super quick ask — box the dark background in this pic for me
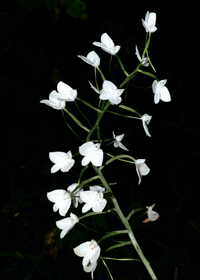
[1,0,199,279]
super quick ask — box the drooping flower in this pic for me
[40,91,66,110]
[141,114,152,137]
[100,80,124,105]
[67,183,83,208]
[47,189,71,216]
[143,203,159,223]
[93,33,121,55]
[142,11,157,33]
[135,159,150,184]
[56,212,79,238]
[135,45,149,67]
[112,131,129,151]
[49,151,75,173]
[79,142,103,167]
[80,186,107,213]
[152,80,171,104]
[74,239,100,279]
[51,81,77,101]
[78,51,100,68]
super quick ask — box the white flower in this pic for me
[143,203,159,223]
[56,212,79,238]
[135,45,149,67]
[40,91,66,110]
[100,80,124,105]
[135,159,150,184]
[79,142,103,167]
[141,114,152,137]
[47,189,71,216]
[67,183,83,208]
[80,186,107,213]
[78,51,100,68]
[142,11,157,33]
[113,131,129,151]
[49,151,75,173]
[51,81,77,101]
[74,239,100,279]
[93,33,121,55]
[152,80,171,104]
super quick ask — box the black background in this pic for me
[1,0,199,279]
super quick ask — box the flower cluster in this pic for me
[40,11,166,280]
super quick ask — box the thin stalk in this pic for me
[93,166,157,280]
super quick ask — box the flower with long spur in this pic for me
[135,45,149,67]
[79,142,103,167]
[47,189,72,217]
[74,239,100,279]
[40,91,66,110]
[142,11,157,33]
[113,131,129,151]
[93,32,121,55]
[80,186,107,213]
[143,203,159,223]
[51,81,77,101]
[100,80,124,105]
[78,51,100,68]
[56,212,79,238]
[141,114,152,137]
[135,159,150,184]
[49,151,75,173]
[152,79,171,104]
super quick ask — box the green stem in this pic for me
[93,166,157,280]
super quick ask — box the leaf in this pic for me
[62,0,87,19]
[105,241,132,253]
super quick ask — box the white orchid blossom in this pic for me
[79,142,103,167]
[113,131,129,151]
[47,189,71,216]
[100,80,124,105]
[141,114,152,137]
[78,51,100,68]
[152,79,171,104]
[49,151,75,173]
[40,91,66,110]
[135,159,150,184]
[93,33,121,55]
[135,45,149,66]
[142,11,157,33]
[74,239,100,279]
[80,186,107,213]
[143,203,159,223]
[67,183,83,208]
[56,212,79,238]
[51,81,77,101]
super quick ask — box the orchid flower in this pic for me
[47,189,71,216]
[51,81,77,101]
[142,11,157,33]
[78,51,100,68]
[67,183,83,208]
[113,131,129,151]
[135,159,150,184]
[80,186,107,213]
[74,239,100,279]
[100,80,124,105]
[135,45,149,67]
[143,203,159,223]
[93,33,121,55]
[79,142,103,167]
[40,91,66,110]
[56,212,79,238]
[49,151,75,173]
[152,79,171,104]
[141,114,152,137]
